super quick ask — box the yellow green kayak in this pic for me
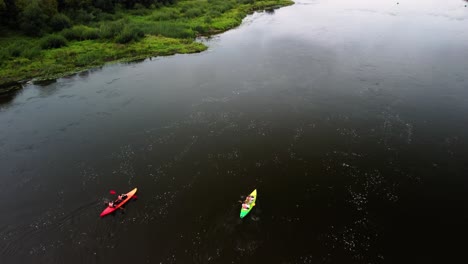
[240,189,257,218]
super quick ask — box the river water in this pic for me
[1,0,468,263]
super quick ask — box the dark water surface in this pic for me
[1,0,468,263]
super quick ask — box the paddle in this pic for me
[108,190,137,200]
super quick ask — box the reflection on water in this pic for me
[1,0,468,263]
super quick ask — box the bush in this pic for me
[99,20,125,39]
[0,49,9,64]
[50,13,71,32]
[7,44,24,58]
[204,16,212,24]
[129,8,152,16]
[208,10,222,18]
[62,26,100,41]
[0,42,28,64]
[115,26,144,44]
[97,12,124,21]
[20,0,49,37]
[180,3,195,13]
[0,40,41,60]
[21,46,42,59]
[213,2,234,13]
[61,28,79,40]
[193,24,208,34]
[151,9,179,21]
[75,51,102,67]
[82,28,100,40]
[141,22,195,39]
[73,9,96,24]
[184,7,204,18]
[129,4,152,16]
[94,0,115,13]
[40,34,68,49]
[5,40,30,58]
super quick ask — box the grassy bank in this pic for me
[0,0,293,89]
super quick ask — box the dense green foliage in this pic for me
[0,0,293,86]
[115,25,144,43]
[40,34,68,49]
[62,25,100,40]
[50,13,72,31]
[0,0,178,31]
[19,0,49,36]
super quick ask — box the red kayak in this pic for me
[100,188,137,217]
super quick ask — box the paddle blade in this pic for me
[109,190,116,195]
[132,195,138,199]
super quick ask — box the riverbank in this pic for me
[0,0,293,92]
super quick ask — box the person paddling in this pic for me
[114,194,128,204]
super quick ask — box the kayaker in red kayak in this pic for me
[101,188,137,217]
[114,194,128,205]
[117,194,128,201]
[105,193,127,208]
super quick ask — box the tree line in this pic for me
[0,0,177,36]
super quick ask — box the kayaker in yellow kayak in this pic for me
[240,189,257,218]
[241,195,255,209]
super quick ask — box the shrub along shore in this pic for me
[0,0,293,90]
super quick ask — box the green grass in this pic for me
[0,36,208,83]
[0,0,294,86]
